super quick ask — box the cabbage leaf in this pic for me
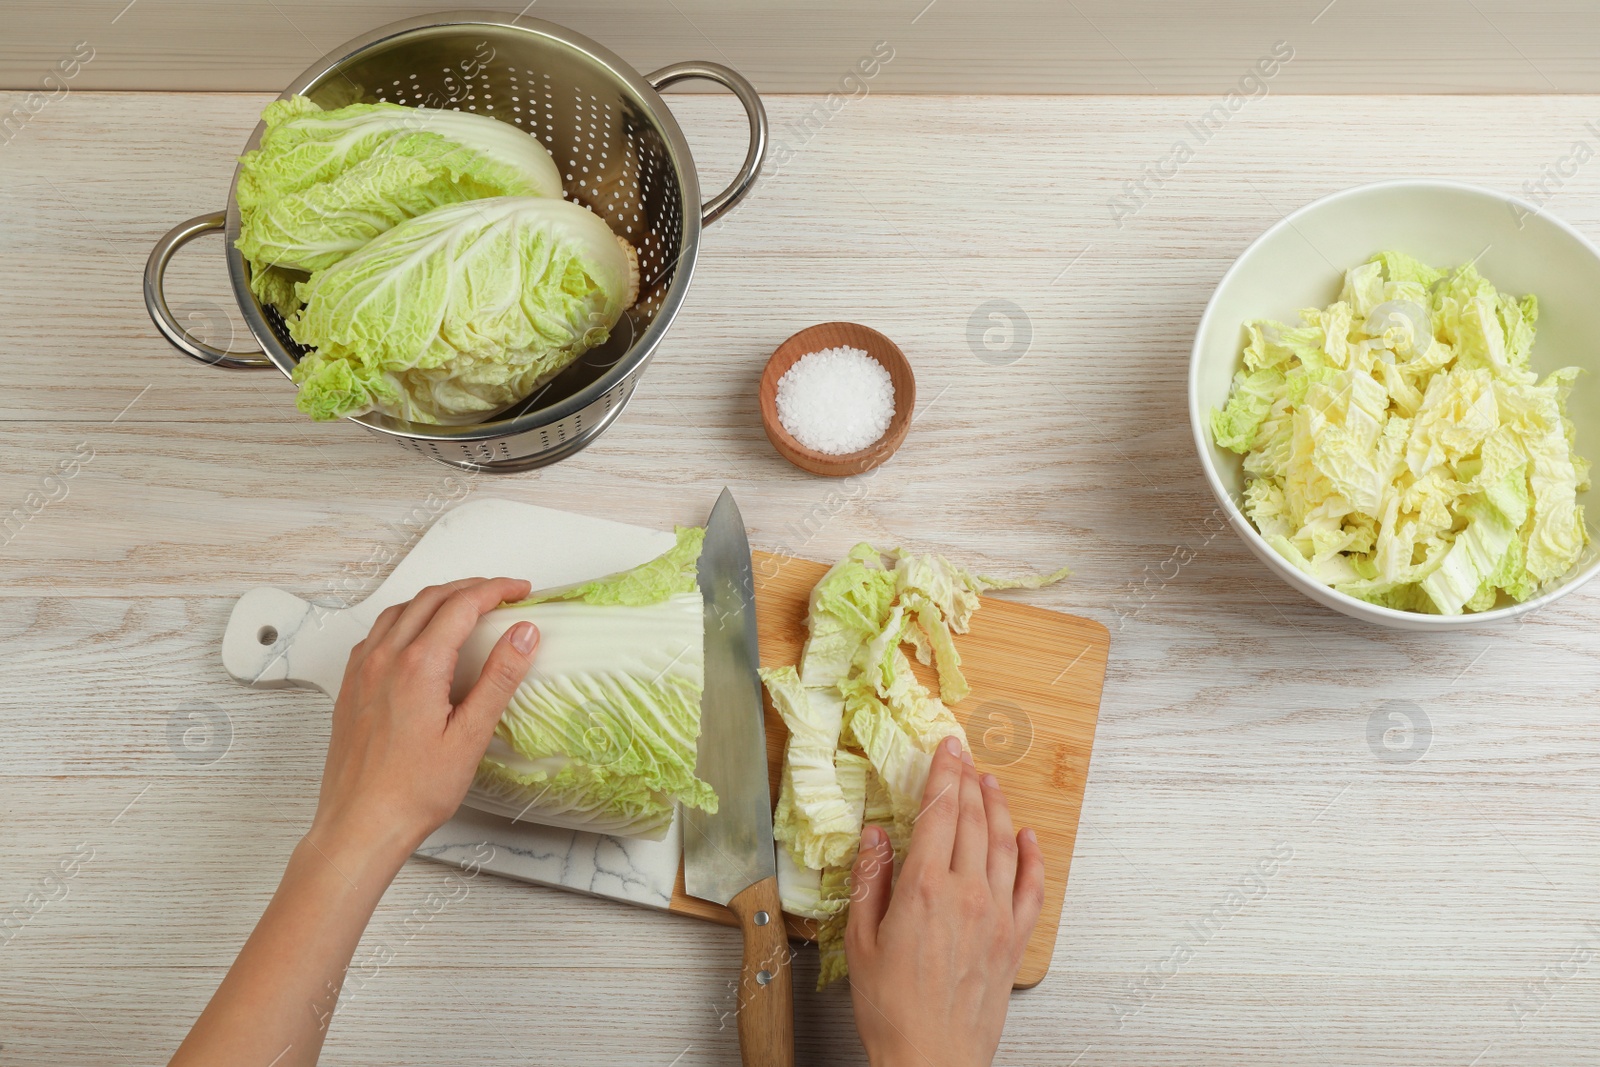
[764,666,865,870]
[288,196,639,424]
[764,543,1066,988]
[506,527,704,608]
[450,528,713,840]
[236,96,563,314]
[798,545,897,688]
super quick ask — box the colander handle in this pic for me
[143,211,273,370]
[646,62,767,226]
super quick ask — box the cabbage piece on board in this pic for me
[764,666,865,870]
[889,550,1068,703]
[776,851,854,987]
[841,645,965,755]
[288,196,639,424]
[814,875,855,989]
[236,96,564,314]
[449,527,713,840]
[798,545,897,688]
[768,542,1065,989]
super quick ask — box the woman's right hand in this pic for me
[844,735,1045,1067]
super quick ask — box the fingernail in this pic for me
[961,749,975,767]
[510,622,538,654]
[943,736,962,757]
[861,824,883,850]
[981,773,998,789]
[1020,828,1037,844]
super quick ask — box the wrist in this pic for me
[303,811,415,890]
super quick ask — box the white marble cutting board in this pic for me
[220,498,687,911]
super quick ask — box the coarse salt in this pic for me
[776,346,895,455]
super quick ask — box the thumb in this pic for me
[453,621,539,747]
[846,824,895,954]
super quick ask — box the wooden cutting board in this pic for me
[221,500,1107,989]
[670,553,1109,990]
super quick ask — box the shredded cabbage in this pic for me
[763,666,864,870]
[1212,251,1590,614]
[450,528,714,840]
[766,544,1067,987]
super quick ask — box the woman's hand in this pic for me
[845,735,1046,1067]
[309,576,540,872]
[172,576,538,1067]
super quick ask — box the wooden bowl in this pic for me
[759,322,915,477]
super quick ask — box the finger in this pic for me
[335,641,364,706]
[1011,828,1046,960]
[416,577,533,658]
[340,600,407,703]
[845,824,894,956]
[901,736,964,882]
[363,601,407,647]
[381,578,497,650]
[950,751,987,876]
[452,621,540,745]
[981,772,1018,902]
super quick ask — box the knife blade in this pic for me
[686,487,793,1067]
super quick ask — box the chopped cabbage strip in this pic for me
[765,666,865,869]
[798,545,896,688]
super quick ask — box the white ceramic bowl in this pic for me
[1189,179,1600,630]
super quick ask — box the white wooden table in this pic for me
[3,90,1600,1066]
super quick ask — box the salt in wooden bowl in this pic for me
[759,322,915,477]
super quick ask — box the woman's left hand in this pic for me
[172,576,540,1067]
[309,576,541,870]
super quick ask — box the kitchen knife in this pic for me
[686,488,794,1066]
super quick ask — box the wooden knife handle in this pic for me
[727,875,794,1067]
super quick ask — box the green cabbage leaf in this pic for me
[288,195,639,424]
[765,666,865,870]
[506,527,705,608]
[236,96,563,314]
[450,528,712,840]
[798,545,898,688]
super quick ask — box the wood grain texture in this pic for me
[726,876,795,1067]
[4,0,1600,93]
[6,92,1600,1066]
[666,553,1108,990]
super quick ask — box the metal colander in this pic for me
[143,11,765,472]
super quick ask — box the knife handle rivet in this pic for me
[754,910,770,926]
[756,969,773,986]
